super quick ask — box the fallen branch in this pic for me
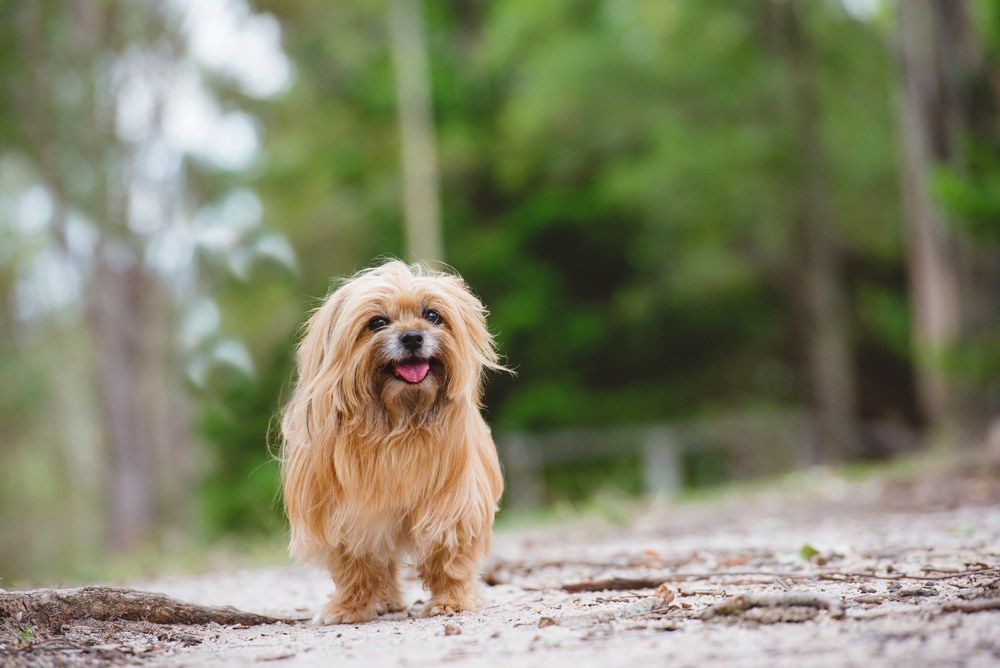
[0,587,285,629]
[940,598,1000,614]
[562,577,669,593]
[542,566,998,592]
[699,591,844,620]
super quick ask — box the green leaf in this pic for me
[798,544,820,561]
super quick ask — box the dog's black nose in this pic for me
[400,331,423,351]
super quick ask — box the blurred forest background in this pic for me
[0,0,997,582]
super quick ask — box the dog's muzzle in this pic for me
[400,330,423,352]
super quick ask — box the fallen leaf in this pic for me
[443,623,461,636]
[655,584,675,604]
[717,554,750,567]
[538,616,556,628]
[642,548,664,567]
[798,544,819,561]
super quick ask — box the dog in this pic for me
[280,260,505,624]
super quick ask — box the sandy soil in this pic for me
[5,464,1000,666]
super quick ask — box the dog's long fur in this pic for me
[281,260,505,623]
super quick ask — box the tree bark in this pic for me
[389,0,445,264]
[86,256,173,551]
[895,0,997,437]
[781,3,859,462]
[896,0,963,430]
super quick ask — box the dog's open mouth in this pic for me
[391,358,431,384]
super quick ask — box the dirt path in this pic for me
[5,466,1000,666]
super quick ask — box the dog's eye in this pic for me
[367,316,390,332]
[423,309,443,325]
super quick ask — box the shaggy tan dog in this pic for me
[280,260,505,624]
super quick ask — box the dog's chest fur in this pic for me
[327,423,473,556]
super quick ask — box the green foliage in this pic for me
[542,453,643,506]
[940,333,1000,392]
[934,156,1000,243]
[682,447,734,489]
[189,0,938,532]
[198,343,293,535]
[14,625,35,649]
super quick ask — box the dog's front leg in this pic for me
[314,549,403,624]
[416,541,482,616]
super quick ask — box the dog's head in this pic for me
[289,260,501,431]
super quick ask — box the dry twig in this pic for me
[940,598,1000,614]
[699,591,844,620]
[562,577,670,593]
[545,597,670,629]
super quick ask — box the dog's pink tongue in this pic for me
[394,360,430,383]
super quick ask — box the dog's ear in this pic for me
[280,283,351,557]
[288,284,352,441]
[441,275,505,402]
[296,294,340,384]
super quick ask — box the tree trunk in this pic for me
[86,256,172,551]
[781,3,859,462]
[895,0,997,437]
[148,288,194,533]
[389,0,444,264]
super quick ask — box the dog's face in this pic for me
[293,261,499,429]
[360,289,453,415]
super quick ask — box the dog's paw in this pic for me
[373,597,407,615]
[312,601,377,625]
[422,598,474,617]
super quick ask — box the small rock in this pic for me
[443,623,461,636]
